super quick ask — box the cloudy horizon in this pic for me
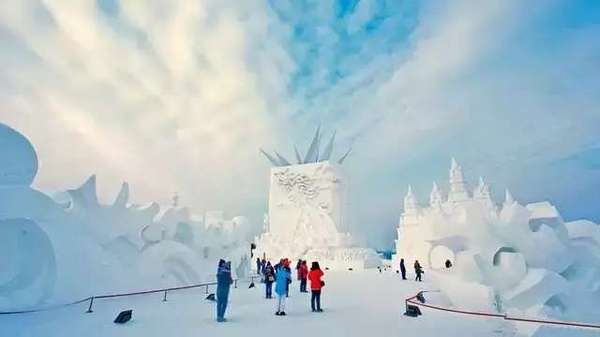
[1,0,599,249]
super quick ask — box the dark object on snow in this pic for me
[114,310,132,324]
[445,259,453,268]
[249,282,255,289]
[404,304,422,317]
[206,293,216,301]
[416,292,426,304]
[348,268,353,271]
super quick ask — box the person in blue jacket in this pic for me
[275,258,291,316]
[216,259,233,322]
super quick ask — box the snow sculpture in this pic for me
[0,123,38,186]
[0,122,253,310]
[256,127,380,270]
[395,159,600,334]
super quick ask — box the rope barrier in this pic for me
[0,275,259,316]
[405,291,600,330]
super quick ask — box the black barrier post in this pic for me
[162,290,168,302]
[234,280,238,288]
[86,297,94,313]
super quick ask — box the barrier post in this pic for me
[162,290,168,302]
[86,297,94,313]
[205,285,209,294]
[234,280,238,288]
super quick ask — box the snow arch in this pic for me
[492,247,517,266]
[429,245,455,269]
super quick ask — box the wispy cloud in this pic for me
[1,0,599,247]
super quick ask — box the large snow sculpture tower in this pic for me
[256,127,380,270]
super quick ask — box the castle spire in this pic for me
[430,182,443,208]
[504,188,515,205]
[448,158,469,202]
[404,185,418,212]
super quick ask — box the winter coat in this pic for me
[298,264,309,279]
[216,263,233,299]
[264,265,275,283]
[308,269,324,291]
[275,268,291,296]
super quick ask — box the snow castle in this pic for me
[255,127,380,270]
[395,159,600,331]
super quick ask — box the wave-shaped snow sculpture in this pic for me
[0,218,56,308]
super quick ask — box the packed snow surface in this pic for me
[2,270,597,337]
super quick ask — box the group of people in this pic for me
[258,257,324,316]
[398,258,424,282]
[215,257,325,322]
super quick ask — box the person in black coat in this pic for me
[414,260,424,282]
[399,258,407,280]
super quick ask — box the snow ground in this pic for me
[1,270,594,337]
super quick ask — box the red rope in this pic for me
[0,277,254,315]
[406,292,600,330]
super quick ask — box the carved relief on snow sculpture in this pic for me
[256,127,380,269]
[395,159,600,334]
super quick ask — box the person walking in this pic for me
[308,261,324,312]
[400,258,407,280]
[275,259,291,316]
[264,261,275,299]
[216,260,233,322]
[298,260,309,292]
[414,260,424,282]
[256,257,262,275]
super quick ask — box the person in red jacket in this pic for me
[308,261,324,312]
[298,260,309,293]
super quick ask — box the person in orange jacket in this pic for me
[298,260,309,293]
[308,261,324,312]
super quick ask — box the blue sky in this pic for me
[1,0,599,248]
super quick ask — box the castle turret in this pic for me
[430,182,443,209]
[504,188,515,206]
[401,185,420,226]
[474,177,495,210]
[448,158,470,202]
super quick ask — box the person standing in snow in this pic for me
[216,260,233,322]
[414,260,424,282]
[261,258,267,275]
[264,261,275,299]
[275,259,291,316]
[298,260,309,292]
[296,259,302,276]
[308,261,324,312]
[400,258,407,280]
[256,257,262,275]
